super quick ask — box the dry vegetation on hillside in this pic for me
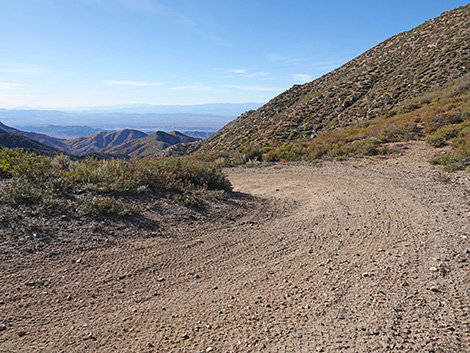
[199,5,470,162]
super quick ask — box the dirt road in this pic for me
[1,142,469,352]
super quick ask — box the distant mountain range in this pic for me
[14,124,214,140]
[0,121,201,158]
[65,129,148,154]
[101,131,199,158]
[0,103,262,131]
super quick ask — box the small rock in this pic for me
[193,274,200,279]
[0,324,6,331]
[296,333,303,338]
[206,347,213,352]
[212,286,218,290]
[76,258,82,264]
[361,272,370,278]
[369,329,379,335]
[430,286,441,293]
[357,325,366,331]
[157,277,165,282]
[429,266,439,272]
[25,281,35,287]
[182,333,189,340]
[148,342,155,348]
[379,340,388,349]
[67,295,72,301]
[316,347,324,352]
[18,331,27,337]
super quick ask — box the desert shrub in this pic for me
[78,195,140,217]
[1,179,43,205]
[444,72,470,98]
[240,147,263,163]
[264,143,307,162]
[356,138,383,156]
[64,156,232,193]
[153,157,232,192]
[426,135,446,147]
[327,148,349,160]
[1,179,70,215]
[429,144,470,171]
[172,193,202,208]
[0,148,52,181]
[422,110,464,134]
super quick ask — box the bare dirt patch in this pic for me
[1,141,470,352]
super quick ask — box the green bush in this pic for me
[426,135,446,147]
[153,157,232,192]
[0,148,51,180]
[429,146,470,170]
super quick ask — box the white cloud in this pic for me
[0,82,30,89]
[229,68,247,75]
[170,83,212,90]
[105,80,162,87]
[0,63,47,75]
[228,85,283,92]
[291,74,313,83]
[226,68,269,78]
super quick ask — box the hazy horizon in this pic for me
[0,102,263,131]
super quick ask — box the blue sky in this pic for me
[0,0,468,109]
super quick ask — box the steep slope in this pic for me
[0,128,62,156]
[64,129,148,154]
[202,4,470,151]
[0,121,67,150]
[101,130,199,157]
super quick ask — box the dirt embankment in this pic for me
[1,141,469,352]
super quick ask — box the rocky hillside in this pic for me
[101,130,200,158]
[63,129,147,154]
[0,128,62,156]
[202,4,470,151]
[0,121,67,151]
